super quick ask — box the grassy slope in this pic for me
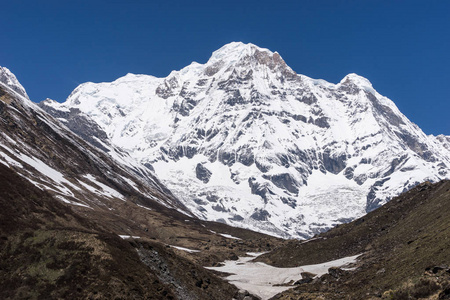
[260,180,450,299]
[0,164,242,299]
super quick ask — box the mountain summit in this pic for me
[41,42,450,238]
[0,66,29,99]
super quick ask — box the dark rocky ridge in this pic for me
[39,100,111,153]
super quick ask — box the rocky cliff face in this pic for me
[41,42,450,238]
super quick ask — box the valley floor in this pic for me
[206,252,360,300]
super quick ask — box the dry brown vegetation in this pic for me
[262,181,450,299]
[0,162,282,299]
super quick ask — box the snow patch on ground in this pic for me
[1,132,18,145]
[170,245,201,253]
[54,195,92,209]
[137,204,152,211]
[219,233,242,240]
[119,235,141,239]
[17,153,81,196]
[82,174,125,200]
[0,151,23,168]
[120,175,140,190]
[206,252,360,300]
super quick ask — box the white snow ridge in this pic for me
[43,42,450,238]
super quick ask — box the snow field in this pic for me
[206,252,361,300]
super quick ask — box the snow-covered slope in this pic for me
[0,66,29,99]
[42,42,450,238]
[432,134,450,152]
[0,66,187,215]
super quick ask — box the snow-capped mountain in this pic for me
[42,42,450,238]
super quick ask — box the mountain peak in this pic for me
[41,98,56,104]
[0,66,29,99]
[340,73,373,88]
[205,42,293,77]
[210,42,272,60]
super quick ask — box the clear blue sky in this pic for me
[1,0,449,135]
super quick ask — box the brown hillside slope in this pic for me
[0,164,242,299]
[259,180,450,299]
